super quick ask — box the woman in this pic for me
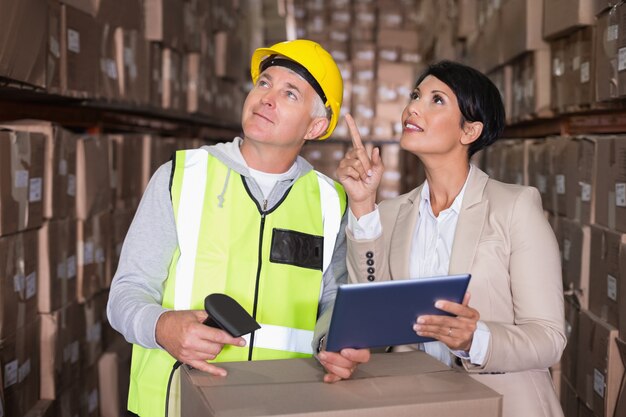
[336,61,566,417]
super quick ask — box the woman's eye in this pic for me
[409,91,419,100]
[433,94,444,104]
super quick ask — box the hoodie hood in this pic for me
[202,137,315,210]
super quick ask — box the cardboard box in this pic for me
[595,8,619,102]
[300,142,347,182]
[560,375,579,417]
[551,137,599,224]
[501,0,547,63]
[510,49,552,121]
[0,318,40,417]
[0,121,77,220]
[551,38,569,112]
[40,302,83,399]
[619,245,626,338]
[108,209,135,288]
[38,218,77,313]
[544,0,595,40]
[568,27,594,109]
[0,0,47,88]
[144,0,184,49]
[108,135,145,210]
[0,230,39,342]
[562,294,581,385]
[61,4,101,98]
[98,339,132,417]
[80,365,100,417]
[595,135,626,232]
[57,381,81,417]
[589,225,625,329]
[77,212,110,303]
[618,2,626,98]
[559,217,590,305]
[76,135,111,220]
[527,139,553,212]
[82,298,104,369]
[181,351,502,417]
[576,310,625,417]
[0,130,45,236]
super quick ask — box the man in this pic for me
[107,39,370,417]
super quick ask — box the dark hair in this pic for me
[414,60,505,158]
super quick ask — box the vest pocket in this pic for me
[270,228,323,270]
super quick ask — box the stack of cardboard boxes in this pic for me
[483,133,626,417]
[0,121,213,417]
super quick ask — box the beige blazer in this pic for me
[347,167,566,417]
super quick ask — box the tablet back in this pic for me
[325,274,471,352]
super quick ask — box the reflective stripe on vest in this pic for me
[128,150,346,417]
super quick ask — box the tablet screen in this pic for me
[325,274,471,352]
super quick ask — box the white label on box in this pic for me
[608,275,618,301]
[555,175,566,195]
[67,174,76,196]
[356,50,375,61]
[87,322,102,343]
[572,56,581,71]
[95,247,105,264]
[15,170,28,188]
[581,62,590,83]
[67,255,76,279]
[380,50,398,62]
[4,360,18,388]
[57,260,67,280]
[516,173,523,185]
[619,48,626,72]
[124,47,133,65]
[29,177,42,202]
[563,239,571,262]
[608,25,619,42]
[84,242,94,265]
[13,274,25,292]
[537,175,547,194]
[18,359,30,383]
[594,368,605,397]
[59,158,67,176]
[106,59,118,80]
[25,272,36,299]
[68,29,80,53]
[88,389,99,413]
[616,183,626,206]
[580,182,591,202]
[50,36,60,58]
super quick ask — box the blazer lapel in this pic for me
[389,187,422,279]
[449,168,489,275]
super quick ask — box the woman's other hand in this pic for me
[413,292,479,352]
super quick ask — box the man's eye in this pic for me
[286,91,297,100]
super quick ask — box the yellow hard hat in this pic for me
[250,39,343,140]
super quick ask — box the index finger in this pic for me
[344,113,364,150]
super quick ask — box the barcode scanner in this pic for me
[203,293,261,337]
[165,294,260,417]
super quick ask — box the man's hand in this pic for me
[156,310,246,376]
[336,114,384,219]
[317,348,371,383]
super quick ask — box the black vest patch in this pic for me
[270,228,324,271]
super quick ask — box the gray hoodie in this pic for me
[107,137,347,350]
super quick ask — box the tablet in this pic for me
[324,274,471,352]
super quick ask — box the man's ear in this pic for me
[304,117,330,141]
[460,121,483,145]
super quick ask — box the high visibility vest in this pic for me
[128,149,346,417]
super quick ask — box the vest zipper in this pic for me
[249,204,267,361]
